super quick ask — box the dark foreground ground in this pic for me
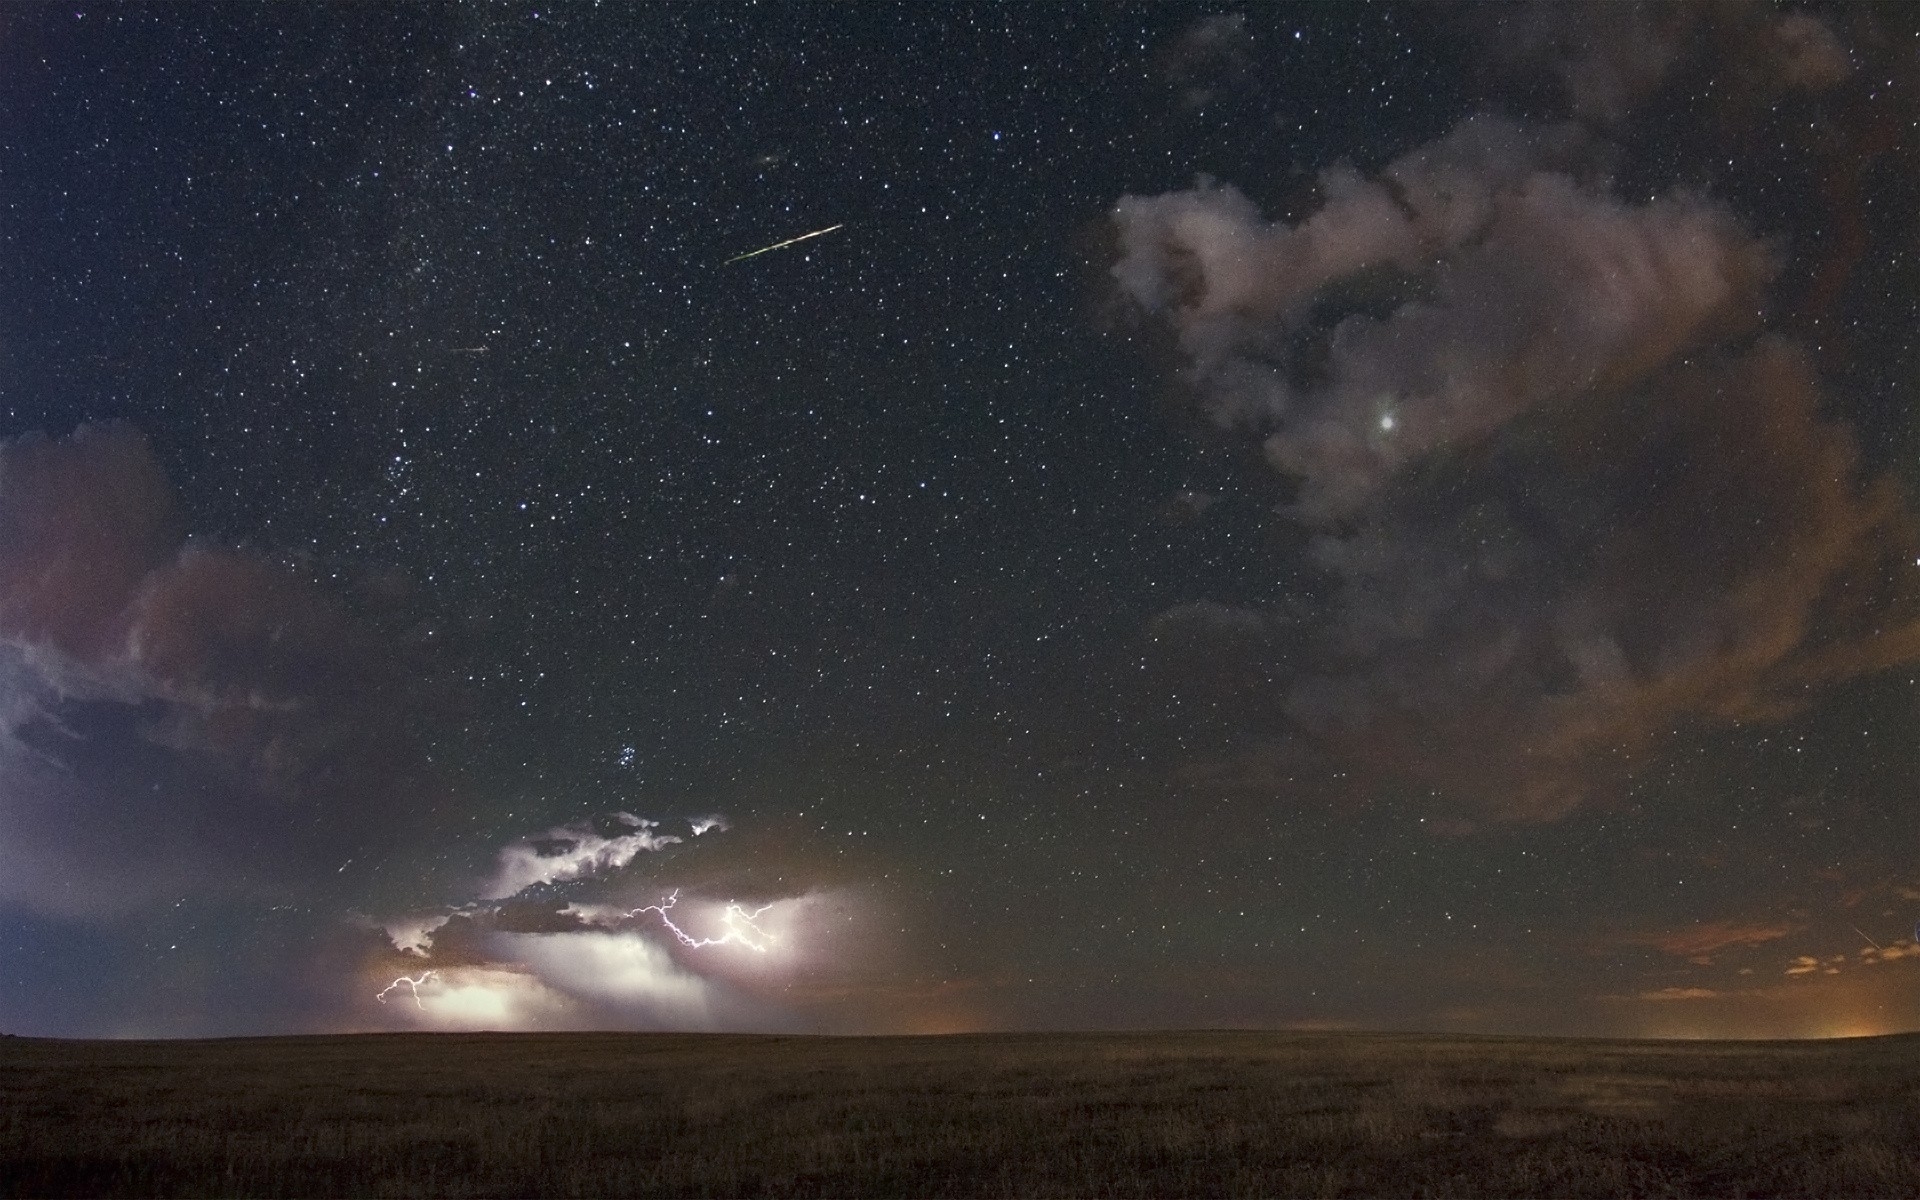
[4,1029,1920,1197]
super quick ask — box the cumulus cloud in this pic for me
[1113,114,1768,520]
[1113,112,1920,821]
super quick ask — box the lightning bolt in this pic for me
[377,970,438,1009]
[631,890,777,952]
[723,223,844,265]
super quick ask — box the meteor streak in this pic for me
[377,970,438,1009]
[1854,925,1882,952]
[632,890,776,952]
[723,223,844,265]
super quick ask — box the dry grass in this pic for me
[5,1029,1920,1196]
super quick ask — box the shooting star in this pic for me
[724,223,844,265]
[1853,926,1883,952]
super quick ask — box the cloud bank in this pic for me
[0,423,444,916]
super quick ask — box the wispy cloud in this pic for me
[1617,921,1797,963]
[1638,986,1720,1002]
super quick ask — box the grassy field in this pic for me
[4,1029,1920,1196]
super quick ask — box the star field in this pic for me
[3,3,1920,1038]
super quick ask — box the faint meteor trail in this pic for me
[632,890,776,951]
[724,223,844,265]
[377,970,438,1009]
[1853,925,1882,952]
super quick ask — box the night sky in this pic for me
[4,2,1919,1040]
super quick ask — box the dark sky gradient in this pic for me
[3,2,1919,1039]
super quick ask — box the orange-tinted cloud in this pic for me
[1619,920,1796,960]
[1115,108,1920,823]
[1639,986,1720,1001]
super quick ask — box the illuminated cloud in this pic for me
[380,965,577,1031]
[556,901,631,928]
[481,813,683,900]
[379,912,453,957]
[493,931,713,1025]
[562,890,811,960]
[359,813,857,1032]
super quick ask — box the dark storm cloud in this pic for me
[0,424,443,916]
[352,809,880,1034]
[0,423,182,663]
[1112,112,1920,822]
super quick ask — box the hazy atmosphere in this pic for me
[3,2,1919,1040]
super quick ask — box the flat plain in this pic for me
[4,1029,1919,1197]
